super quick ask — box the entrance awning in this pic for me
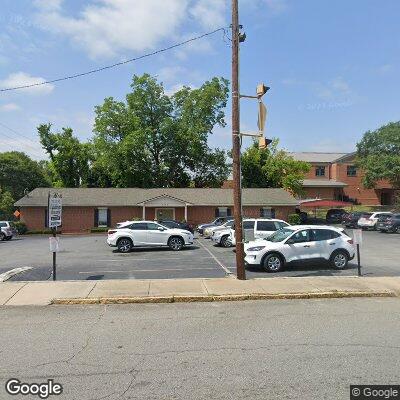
[299,199,353,208]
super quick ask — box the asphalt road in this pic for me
[1,298,399,399]
[0,229,399,281]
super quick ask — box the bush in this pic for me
[90,227,109,233]
[288,214,301,225]
[13,221,28,234]
[26,229,57,235]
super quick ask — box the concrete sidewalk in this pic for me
[1,276,400,306]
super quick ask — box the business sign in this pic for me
[353,229,363,245]
[48,193,62,228]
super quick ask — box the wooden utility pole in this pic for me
[231,0,246,280]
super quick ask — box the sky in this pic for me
[0,0,399,160]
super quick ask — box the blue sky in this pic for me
[0,0,399,160]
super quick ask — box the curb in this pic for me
[52,290,395,305]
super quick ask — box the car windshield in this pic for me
[265,228,294,242]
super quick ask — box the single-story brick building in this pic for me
[15,188,298,233]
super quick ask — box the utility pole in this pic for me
[231,0,246,280]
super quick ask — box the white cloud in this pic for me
[190,0,227,30]
[0,72,54,95]
[378,64,393,75]
[316,77,352,100]
[0,137,45,160]
[34,0,191,59]
[0,103,20,112]
[264,0,288,14]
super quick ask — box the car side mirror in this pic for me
[286,239,294,245]
[158,227,165,231]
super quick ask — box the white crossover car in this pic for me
[107,221,194,252]
[204,220,235,239]
[357,212,392,230]
[230,218,290,245]
[244,225,355,272]
[211,227,233,247]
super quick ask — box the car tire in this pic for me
[262,253,284,273]
[0,232,5,241]
[220,235,231,248]
[396,226,400,234]
[5,236,12,241]
[117,238,133,253]
[330,250,348,270]
[168,236,184,251]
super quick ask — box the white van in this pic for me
[229,218,290,245]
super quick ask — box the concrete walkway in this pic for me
[1,276,400,306]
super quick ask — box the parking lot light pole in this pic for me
[231,0,246,280]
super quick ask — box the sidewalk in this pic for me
[1,276,400,306]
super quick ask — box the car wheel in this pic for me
[168,237,184,251]
[262,253,283,273]
[5,236,12,241]
[220,235,231,248]
[330,250,348,270]
[0,232,5,241]
[396,226,400,234]
[117,238,133,253]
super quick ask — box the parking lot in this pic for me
[0,229,399,281]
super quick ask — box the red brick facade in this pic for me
[20,205,295,233]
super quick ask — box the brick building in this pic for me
[290,152,397,205]
[15,188,298,233]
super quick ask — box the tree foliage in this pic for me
[0,189,14,219]
[356,121,400,188]
[0,151,50,200]
[241,140,311,195]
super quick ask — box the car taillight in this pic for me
[108,230,117,235]
[347,238,353,245]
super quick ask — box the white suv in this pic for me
[0,221,17,241]
[107,221,194,252]
[244,225,355,272]
[230,218,290,245]
[358,212,392,230]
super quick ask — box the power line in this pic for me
[0,27,227,93]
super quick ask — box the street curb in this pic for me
[52,290,396,305]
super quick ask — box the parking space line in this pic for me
[197,239,233,276]
[78,267,219,274]
[95,256,214,262]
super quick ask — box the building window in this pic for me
[315,166,325,177]
[347,165,357,177]
[215,207,231,217]
[260,207,276,218]
[97,208,109,227]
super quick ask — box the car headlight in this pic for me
[246,246,265,252]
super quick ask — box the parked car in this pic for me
[210,224,234,247]
[204,219,235,238]
[230,218,290,245]
[158,219,194,234]
[0,221,17,241]
[377,214,400,233]
[244,225,355,272]
[326,208,348,224]
[342,212,364,228]
[197,217,233,235]
[358,212,392,230]
[107,221,194,252]
[376,214,395,232]
[116,220,134,228]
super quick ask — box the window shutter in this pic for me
[94,209,99,227]
[271,208,276,218]
[107,209,111,227]
[260,208,263,217]
[227,208,232,217]
[215,208,219,217]
[44,209,48,228]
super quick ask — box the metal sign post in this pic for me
[48,193,62,281]
[353,229,363,276]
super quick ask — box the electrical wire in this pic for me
[0,27,227,93]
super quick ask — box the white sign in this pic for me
[48,193,62,228]
[353,229,363,245]
[49,236,60,252]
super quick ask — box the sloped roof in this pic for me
[15,187,298,207]
[302,179,347,187]
[289,152,349,163]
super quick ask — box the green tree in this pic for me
[356,121,400,188]
[241,140,311,195]
[93,74,229,188]
[0,189,14,219]
[0,151,50,200]
[38,124,91,187]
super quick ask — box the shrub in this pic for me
[90,227,109,233]
[13,221,28,234]
[288,214,301,225]
[26,229,56,235]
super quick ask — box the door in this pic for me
[310,229,341,260]
[156,208,175,221]
[283,229,317,263]
[146,222,168,245]
[129,223,148,245]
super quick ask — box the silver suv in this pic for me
[0,221,17,241]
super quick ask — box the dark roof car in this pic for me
[342,212,368,228]
[158,219,194,233]
[377,214,400,233]
[326,208,348,224]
